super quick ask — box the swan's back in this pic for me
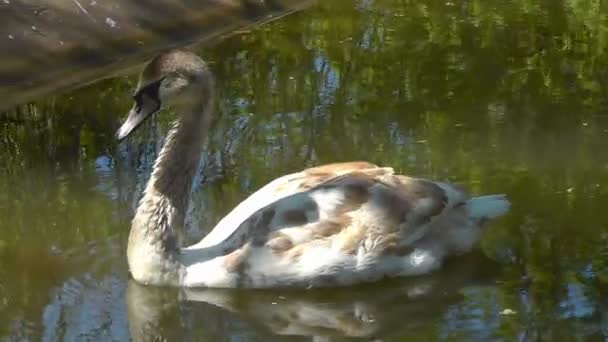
[194,162,382,248]
[182,162,509,288]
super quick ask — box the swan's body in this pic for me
[117,50,510,288]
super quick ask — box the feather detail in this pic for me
[181,162,509,288]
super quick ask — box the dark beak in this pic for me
[115,93,161,141]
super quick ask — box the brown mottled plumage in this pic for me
[117,50,511,288]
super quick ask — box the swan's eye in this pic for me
[132,77,166,111]
[132,93,143,112]
[142,77,164,99]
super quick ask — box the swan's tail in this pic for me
[466,194,510,222]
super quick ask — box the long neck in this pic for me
[127,99,212,285]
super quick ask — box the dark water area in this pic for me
[2,0,608,340]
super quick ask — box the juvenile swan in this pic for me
[116,50,510,288]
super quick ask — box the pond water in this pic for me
[2,0,608,340]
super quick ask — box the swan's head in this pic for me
[116,50,215,141]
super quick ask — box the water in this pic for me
[2,0,608,340]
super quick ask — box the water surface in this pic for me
[2,0,608,340]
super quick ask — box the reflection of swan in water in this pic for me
[126,254,500,341]
[116,49,510,288]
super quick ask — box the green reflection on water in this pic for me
[2,0,608,340]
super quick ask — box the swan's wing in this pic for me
[194,162,469,260]
[194,161,383,248]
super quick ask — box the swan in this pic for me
[116,49,510,288]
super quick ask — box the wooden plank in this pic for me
[0,0,312,110]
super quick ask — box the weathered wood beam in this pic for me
[0,0,312,110]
